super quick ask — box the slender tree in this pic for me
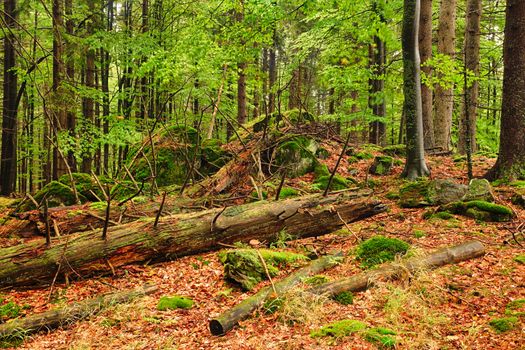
[401,0,430,179]
[419,0,434,150]
[486,0,525,180]
[1,0,18,194]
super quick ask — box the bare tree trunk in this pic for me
[458,0,482,154]
[433,0,457,152]
[419,0,434,150]
[268,30,277,114]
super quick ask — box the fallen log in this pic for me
[209,253,342,336]
[0,191,386,288]
[0,284,157,342]
[307,240,485,297]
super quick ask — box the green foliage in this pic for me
[363,327,397,348]
[382,145,406,157]
[514,255,525,265]
[488,317,518,333]
[0,299,21,321]
[356,236,410,268]
[310,319,367,338]
[333,291,354,305]
[157,296,194,311]
[278,187,299,199]
[369,156,394,175]
[313,162,330,178]
[355,151,374,160]
[263,297,285,314]
[413,230,426,238]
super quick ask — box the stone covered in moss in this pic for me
[355,151,374,160]
[399,179,467,208]
[356,235,410,268]
[200,138,231,175]
[310,319,367,338]
[422,210,454,220]
[219,249,308,290]
[157,295,193,310]
[369,156,394,176]
[31,181,87,209]
[316,147,330,160]
[314,162,330,178]
[510,188,525,209]
[333,291,354,305]
[274,136,319,178]
[278,187,299,199]
[462,179,495,202]
[489,317,518,333]
[440,200,514,222]
[382,144,406,157]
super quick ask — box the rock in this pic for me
[274,136,319,177]
[462,179,495,202]
[510,189,525,208]
[439,201,515,222]
[369,156,394,175]
[399,179,467,208]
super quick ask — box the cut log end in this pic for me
[209,320,224,336]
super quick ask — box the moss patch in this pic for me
[310,319,367,338]
[369,156,394,176]
[506,299,525,317]
[278,187,299,199]
[382,144,406,157]
[356,236,410,268]
[333,291,354,305]
[363,327,397,348]
[157,296,193,310]
[441,201,514,222]
[304,275,329,286]
[312,175,349,192]
[0,299,21,321]
[488,317,518,333]
[219,249,308,290]
[514,254,525,264]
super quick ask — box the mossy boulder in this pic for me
[399,179,467,208]
[462,179,495,202]
[440,201,515,222]
[369,156,394,176]
[157,296,193,310]
[310,319,367,338]
[31,181,87,209]
[355,151,374,160]
[510,188,525,209]
[274,136,319,178]
[382,144,406,158]
[316,147,330,160]
[200,138,231,175]
[356,235,410,268]
[218,249,308,290]
[312,175,349,192]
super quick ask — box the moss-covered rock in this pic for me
[273,136,319,178]
[382,144,406,157]
[304,275,329,285]
[201,138,231,175]
[440,200,514,222]
[489,317,518,333]
[356,236,410,268]
[422,210,454,220]
[157,296,193,310]
[369,156,394,176]
[312,175,349,192]
[316,147,330,160]
[314,162,330,178]
[399,179,467,208]
[462,179,495,202]
[31,181,87,209]
[278,187,299,199]
[355,151,374,160]
[310,319,367,338]
[333,291,354,305]
[219,249,308,290]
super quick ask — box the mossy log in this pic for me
[0,191,385,288]
[308,240,485,296]
[0,284,157,341]
[209,253,342,336]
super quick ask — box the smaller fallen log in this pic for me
[209,253,342,336]
[307,240,485,297]
[0,284,157,342]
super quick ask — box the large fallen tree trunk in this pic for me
[0,191,385,288]
[0,284,157,342]
[209,253,342,336]
[308,240,485,296]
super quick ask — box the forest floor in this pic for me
[1,149,524,350]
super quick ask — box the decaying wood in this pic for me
[0,191,386,288]
[209,253,342,336]
[308,240,485,297]
[0,284,157,341]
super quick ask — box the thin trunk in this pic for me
[268,31,277,114]
[82,0,96,173]
[419,0,434,150]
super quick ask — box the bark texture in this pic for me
[434,0,456,152]
[0,192,385,288]
[419,0,434,150]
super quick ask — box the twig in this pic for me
[47,236,71,303]
[249,175,263,201]
[211,206,228,232]
[324,131,352,196]
[52,219,61,237]
[335,210,361,242]
[275,170,286,201]
[257,249,277,295]
[118,178,146,206]
[153,192,167,228]
[102,185,111,240]
[43,198,51,246]
[26,193,39,209]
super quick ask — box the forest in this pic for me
[0,0,524,349]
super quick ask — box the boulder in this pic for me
[273,136,319,177]
[369,156,394,176]
[399,179,467,208]
[439,201,515,222]
[462,179,495,202]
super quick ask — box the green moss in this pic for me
[423,210,454,220]
[385,192,400,200]
[0,299,21,321]
[219,249,308,290]
[157,296,193,310]
[314,162,330,178]
[356,236,410,268]
[509,180,525,188]
[30,180,87,209]
[279,187,299,199]
[201,138,231,175]
[249,190,268,202]
[413,230,426,238]
[363,327,397,348]
[443,200,514,222]
[488,317,518,333]
[316,148,330,159]
[310,319,367,338]
[514,254,525,264]
[506,299,525,317]
[263,297,285,314]
[355,151,373,160]
[58,173,94,195]
[382,144,406,157]
[312,175,348,192]
[274,136,318,177]
[304,275,329,285]
[347,156,359,164]
[333,291,354,305]
[398,180,433,208]
[369,156,394,176]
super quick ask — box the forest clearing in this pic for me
[1,0,525,349]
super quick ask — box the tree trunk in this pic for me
[209,253,341,336]
[401,0,430,179]
[268,30,277,114]
[308,240,485,296]
[433,0,457,152]
[0,284,157,340]
[0,192,385,289]
[458,0,482,154]
[368,37,386,146]
[237,62,247,124]
[486,0,525,180]
[419,0,434,150]
[1,0,18,195]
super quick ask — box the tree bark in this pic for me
[308,240,485,296]
[209,253,341,336]
[401,0,430,179]
[0,284,157,340]
[458,0,482,154]
[486,0,525,180]
[1,0,18,195]
[0,192,385,289]
[433,0,457,152]
[419,0,434,150]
